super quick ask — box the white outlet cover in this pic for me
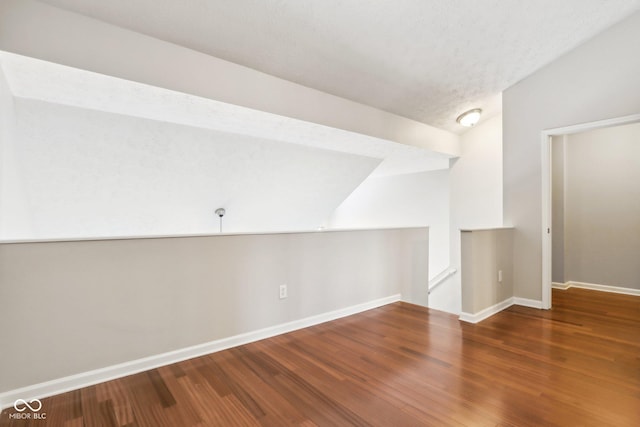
[279,284,287,299]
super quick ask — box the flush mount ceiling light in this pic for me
[456,108,482,127]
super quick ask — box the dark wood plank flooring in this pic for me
[2,288,639,426]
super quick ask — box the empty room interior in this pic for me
[0,1,639,426]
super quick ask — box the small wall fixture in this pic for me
[215,208,226,233]
[456,108,482,127]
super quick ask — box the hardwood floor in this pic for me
[2,288,639,426]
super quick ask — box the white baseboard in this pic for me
[513,297,544,309]
[459,298,513,323]
[0,294,400,411]
[552,281,570,290]
[558,281,640,296]
[459,296,544,324]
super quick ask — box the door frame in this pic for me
[540,113,640,309]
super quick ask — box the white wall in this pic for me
[1,97,380,239]
[0,66,10,235]
[451,116,503,229]
[0,66,29,239]
[0,0,459,241]
[328,169,449,287]
[430,115,503,314]
[562,123,640,289]
[0,227,428,395]
[0,0,459,157]
[503,11,640,301]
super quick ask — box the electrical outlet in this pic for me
[498,270,503,282]
[279,284,288,299]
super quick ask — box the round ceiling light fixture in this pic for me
[456,108,482,127]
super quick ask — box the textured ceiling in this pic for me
[37,0,640,133]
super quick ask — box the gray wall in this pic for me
[562,123,640,289]
[0,227,428,392]
[460,228,513,315]
[503,11,640,300]
[551,136,566,283]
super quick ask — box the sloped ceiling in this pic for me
[36,0,640,133]
[0,52,450,239]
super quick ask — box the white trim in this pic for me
[0,226,428,245]
[556,281,640,296]
[540,113,640,311]
[541,134,553,309]
[513,297,544,309]
[552,281,570,290]
[459,226,515,232]
[543,114,640,136]
[0,294,400,411]
[459,297,545,324]
[428,266,457,294]
[459,298,513,323]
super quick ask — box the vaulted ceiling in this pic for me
[38,0,640,133]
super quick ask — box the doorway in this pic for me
[541,113,640,309]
